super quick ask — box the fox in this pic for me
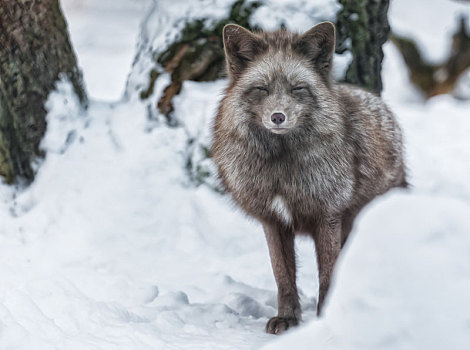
[211,22,407,334]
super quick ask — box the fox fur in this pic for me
[211,22,407,335]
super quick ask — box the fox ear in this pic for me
[223,24,266,79]
[293,22,336,80]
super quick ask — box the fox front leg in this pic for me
[313,217,342,315]
[263,223,301,334]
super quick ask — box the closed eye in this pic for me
[256,86,269,93]
[292,86,307,91]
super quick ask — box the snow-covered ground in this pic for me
[1,0,469,349]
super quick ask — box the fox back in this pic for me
[211,22,407,334]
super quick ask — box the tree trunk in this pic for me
[336,0,390,95]
[0,0,86,184]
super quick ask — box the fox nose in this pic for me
[271,113,286,125]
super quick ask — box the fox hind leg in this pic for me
[313,218,342,315]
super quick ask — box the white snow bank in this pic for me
[264,192,470,350]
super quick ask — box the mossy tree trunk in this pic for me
[336,0,390,94]
[0,0,87,184]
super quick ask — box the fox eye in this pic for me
[255,86,269,93]
[292,86,307,92]
[245,86,269,102]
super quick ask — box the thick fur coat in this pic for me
[211,22,407,334]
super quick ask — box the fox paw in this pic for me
[265,316,298,335]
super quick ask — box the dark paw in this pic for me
[265,316,298,335]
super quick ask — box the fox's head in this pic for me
[222,22,341,137]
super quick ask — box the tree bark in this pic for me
[0,0,86,184]
[336,0,390,95]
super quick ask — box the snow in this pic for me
[250,0,340,31]
[1,0,470,349]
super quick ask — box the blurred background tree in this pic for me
[335,0,390,95]
[391,16,470,98]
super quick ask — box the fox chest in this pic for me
[222,153,354,224]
